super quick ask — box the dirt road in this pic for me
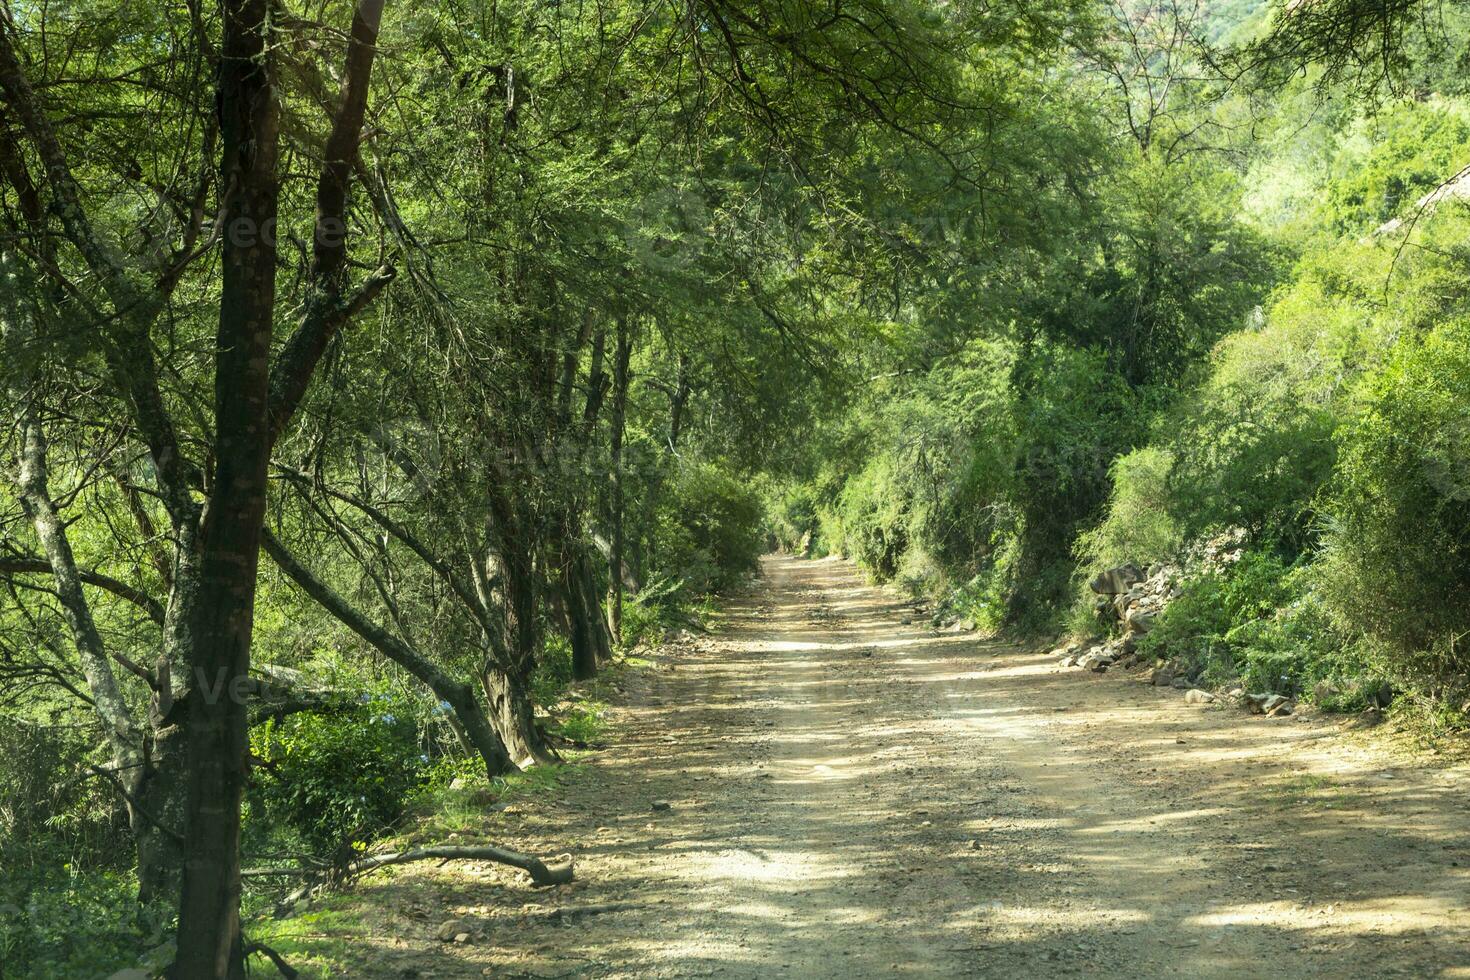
[331,556,1470,978]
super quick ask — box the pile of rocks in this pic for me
[1054,562,1180,673]
[1053,545,1305,718]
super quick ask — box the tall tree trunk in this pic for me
[561,544,613,681]
[0,275,185,900]
[172,0,280,973]
[565,556,599,681]
[668,351,691,452]
[607,316,632,641]
[483,480,556,764]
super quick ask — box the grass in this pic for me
[241,649,665,976]
[244,760,590,976]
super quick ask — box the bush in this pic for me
[763,481,819,553]
[0,718,128,868]
[248,694,429,858]
[658,460,765,593]
[1319,321,1470,694]
[1138,551,1352,695]
[834,458,909,580]
[616,576,689,648]
[0,865,170,979]
[1075,447,1182,574]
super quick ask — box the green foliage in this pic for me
[657,460,765,594]
[763,480,820,553]
[617,576,695,648]
[1318,321,1470,694]
[248,696,429,858]
[547,702,609,746]
[530,636,578,706]
[1321,99,1470,232]
[1074,447,1181,573]
[0,866,171,980]
[1138,553,1369,697]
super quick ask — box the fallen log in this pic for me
[347,844,574,886]
[270,842,574,915]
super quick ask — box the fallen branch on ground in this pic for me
[243,941,299,979]
[515,901,638,922]
[346,844,575,885]
[270,843,574,915]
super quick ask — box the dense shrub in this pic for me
[763,480,819,553]
[1319,322,1470,692]
[248,695,429,858]
[0,866,170,980]
[833,458,910,579]
[1135,551,1378,698]
[657,460,765,594]
[1074,447,1181,574]
[1007,345,1142,626]
[0,719,128,867]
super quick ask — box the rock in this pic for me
[1149,668,1174,687]
[1171,676,1190,690]
[1058,653,1079,667]
[1118,633,1139,655]
[138,941,175,971]
[1312,680,1339,703]
[1078,651,1113,672]
[1354,706,1384,728]
[900,615,913,625]
[1184,689,1215,704]
[1090,564,1146,595]
[651,800,672,812]
[1367,680,1394,708]
[1113,594,1131,618]
[1267,701,1293,717]
[454,932,473,944]
[1246,693,1290,715]
[438,918,472,941]
[1124,608,1157,634]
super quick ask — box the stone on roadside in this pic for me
[438,918,471,941]
[651,800,672,812]
[1149,667,1174,687]
[1089,564,1145,595]
[1124,608,1157,634]
[1183,689,1215,705]
[1246,692,1290,715]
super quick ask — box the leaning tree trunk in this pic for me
[262,530,519,778]
[483,666,555,767]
